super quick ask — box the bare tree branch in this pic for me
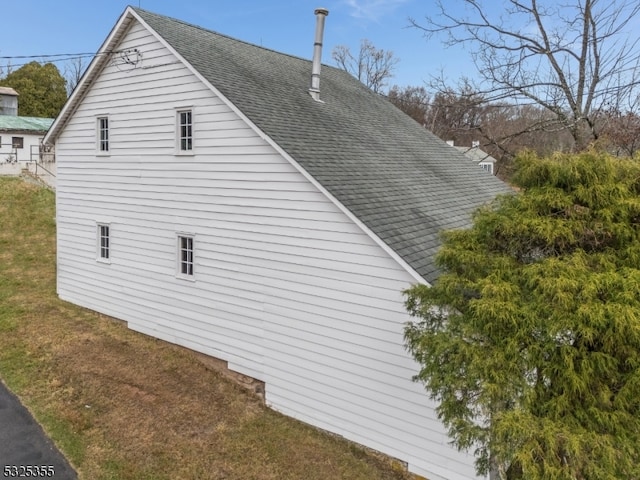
[411,0,640,150]
[64,56,89,96]
[331,39,399,93]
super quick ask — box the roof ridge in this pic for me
[131,6,342,72]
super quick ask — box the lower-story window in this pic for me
[178,235,194,277]
[97,223,110,261]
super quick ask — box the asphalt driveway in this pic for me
[0,380,76,479]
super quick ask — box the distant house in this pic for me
[0,87,54,176]
[0,116,54,163]
[448,140,498,175]
[44,7,510,479]
[0,86,19,116]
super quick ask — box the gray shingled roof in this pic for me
[454,145,497,165]
[134,8,511,283]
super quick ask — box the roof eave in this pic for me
[0,129,49,135]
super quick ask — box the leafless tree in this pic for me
[427,84,487,142]
[389,80,581,178]
[597,110,640,157]
[411,0,640,150]
[332,39,399,93]
[64,56,89,95]
[388,85,431,125]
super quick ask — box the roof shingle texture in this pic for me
[454,145,497,164]
[135,8,511,283]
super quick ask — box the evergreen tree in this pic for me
[0,61,67,118]
[404,151,640,479]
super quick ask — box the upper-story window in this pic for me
[177,110,193,152]
[97,116,109,152]
[480,163,494,175]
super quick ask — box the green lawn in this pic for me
[0,177,411,480]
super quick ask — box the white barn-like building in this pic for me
[44,7,509,479]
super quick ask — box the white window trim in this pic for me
[176,233,196,280]
[96,222,111,264]
[175,107,194,155]
[96,115,110,156]
[479,162,494,175]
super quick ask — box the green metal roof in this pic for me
[0,116,54,133]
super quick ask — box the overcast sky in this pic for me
[0,0,474,89]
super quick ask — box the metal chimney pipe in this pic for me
[309,8,329,101]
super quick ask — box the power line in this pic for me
[0,55,94,71]
[0,53,96,59]
[0,51,125,71]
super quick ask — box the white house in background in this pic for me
[44,7,510,480]
[447,140,498,175]
[0,86,19,116]
[0,87,54,176]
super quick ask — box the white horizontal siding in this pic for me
[54,18,481,480]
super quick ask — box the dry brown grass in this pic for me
[0,177,411,480]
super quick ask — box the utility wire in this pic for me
[0,53,96,59]
[0,51,128,70]
[0,56,94,71]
